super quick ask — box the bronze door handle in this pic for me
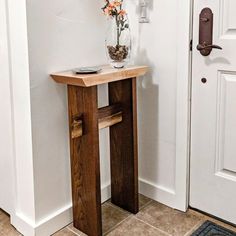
[197,44,222,51]
[198,8,223,56]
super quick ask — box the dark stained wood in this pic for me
[98,111,123,130]
[71,104,123,139]
[98,103,122,120]
[67,85,102,236]
[98,104,123,130]
[108,78,139,214]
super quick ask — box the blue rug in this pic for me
[191,221,236,236]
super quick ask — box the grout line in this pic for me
[183,220,204,236]
[66,226,81,236]
[106,202,131,215]
[64,198,153,236]
[134,217,172,236]
[139,199,153,210]
[106,197,153,213]
[103,215,133,235]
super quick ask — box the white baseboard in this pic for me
[11,184,111,236]
[11,204,73,236]
[11,213,35,236]
[35,204,73,236]
[101,183,111,203]
[12,180,177,236]
[139,178,177,209]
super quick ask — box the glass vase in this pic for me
[105,15,131,69]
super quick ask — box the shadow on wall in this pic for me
[135,50,160,182]
[128,0,161,183]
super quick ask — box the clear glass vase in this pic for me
[105,15,131,69]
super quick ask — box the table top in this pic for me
[50,65,148,87]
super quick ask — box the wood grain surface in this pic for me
[67,85,102,236]
[51,65,148,87]
[71,104,123,139]
[108,78,139,214]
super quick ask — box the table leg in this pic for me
[67,85,102,236]
[108,78,139,214]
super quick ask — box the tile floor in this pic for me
[1,195,236,236]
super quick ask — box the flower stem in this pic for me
[116,15,120,46]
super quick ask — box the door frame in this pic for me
[0,0,14,214]
[1,0,36,234]
[175,0,193,211]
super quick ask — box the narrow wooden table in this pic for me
[51,65,148,236]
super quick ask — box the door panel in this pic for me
[216,72,236,175]
[190,0,236,224]
[220,0,236,39]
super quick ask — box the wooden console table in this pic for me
[51,65,148,236]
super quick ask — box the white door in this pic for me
[0,0,14,214]
[190,0,236,224]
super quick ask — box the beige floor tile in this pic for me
[139,194,152,210]
[0,210,21,236]
[0,209,11,228]
[102,203,130,233]
[67,202,130,235]
[0,222,21,236]
[0,210,9,222]
[184,220,206,236]
[136,201,203,236]
[53,228,78,236]
[106,217,167,236]
[2,203,236,236]
[107,194,152,211]
[66,224,87,236]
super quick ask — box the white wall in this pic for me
[26,0,111,228]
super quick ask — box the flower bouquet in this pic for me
[102,0,131,68]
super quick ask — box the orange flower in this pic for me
[113,0,122,7]
[102,0,126,17]
[103,8,110,15]
[118,9,126,16]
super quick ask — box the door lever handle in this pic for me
[198,8,222,56]
[197,44,222,51]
